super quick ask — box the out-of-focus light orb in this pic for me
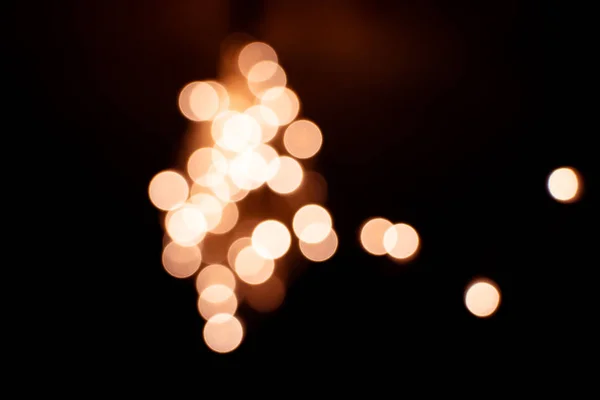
[383,223,420,260]
[187,147,228,187]
[293,204,333,244]
[177,81,221,121]
[464,279,501,318]
[245,276,285,313]
[228,150,269,190]
[205,81,230,115]
[247,61,287,97]
[238,41,278,78]
[196,264,236,295]
[283,119,323,159]
[254,144,280,181]
[267,156,303,195]
[244,105,280,143]
[203,313,244,354]
[227,237,252,268]
[162,242,202,278]
[252,220,291,260]
[299,229,338,262]
[234,246,275,285]
[166,204,207,247]
[189,193,223,231]
[219,113,262,153]
[148,170,189,211]
[211,202,239,234]
[259,87,300,126]
[197,284,238,320]
[360,217,393,256]
[547,167,581,203]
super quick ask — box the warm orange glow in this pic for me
[259,87,300,126]
[195,264,236,295]
[267,156,303,195]
[197,284,238,320]
[245,276,285,313]
[238,42,278,78]
[162,242,202,278]
[299,229,338,262]
[293,204,333,244]
[203,313,244,353]
[252,220,292,260]
[464,279,501,318]
[383,223,420,260]
[547,167,582,203]
[148,170,189,211]
[360,218,393,256]
[283,119,323,159]
[234,245,275,285]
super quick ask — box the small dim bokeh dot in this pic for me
[464,279,501,318]
[547,167,582,203]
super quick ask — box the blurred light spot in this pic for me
[547,166,582,203]
[203,313,244,354]
[238,41,278,78]
[283,119,323,159]
[205,81,230,115]
[244,105,280,143]
[259,87,300,126]
[234,245,275,285]
[148,170,189,211]
[162,242,202,278]
[254,144,280,181]
[196,264,236,295]
[227,237,252,268]
[267,156,303,194]
[166,204,207,246]
[299,229,338,262]
[189,193,223,231]
[383,223,420,260]
[293,204,333,244]
[198,285,238,320]
[178,82,202,121]
[360,217,393,256]
[248,61,287,98]
[245,276,285,313]
[219,113,262,153]
[465,279,501,318]
[211,110,239,148]
[187,148,228,187]
[188,82,221,121]
[229,150,269,190]
[211,202,239,234]
[252,220,291,260]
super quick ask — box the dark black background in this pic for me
[10,0,596,372]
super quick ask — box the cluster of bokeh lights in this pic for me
[148,38,585,354]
